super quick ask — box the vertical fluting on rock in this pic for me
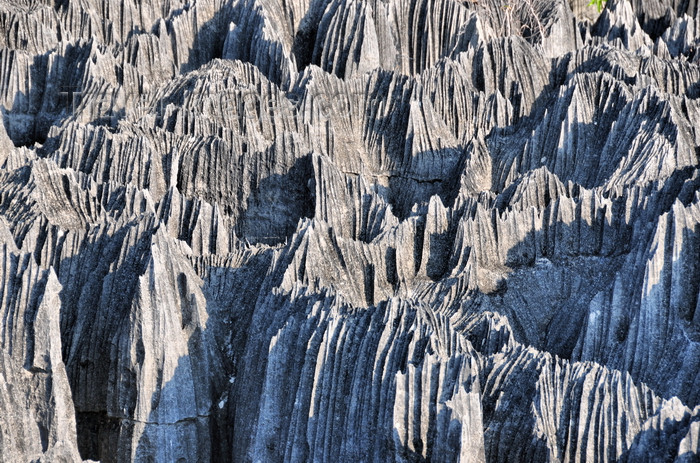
[0,0,699,460]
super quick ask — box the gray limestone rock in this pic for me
[0,0,698,461]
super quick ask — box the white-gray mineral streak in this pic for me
[0,0,699,461]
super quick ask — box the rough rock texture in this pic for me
[0,0,699,461]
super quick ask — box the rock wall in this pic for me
[0,0,699,461]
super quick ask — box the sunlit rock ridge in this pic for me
[0,0,699,461]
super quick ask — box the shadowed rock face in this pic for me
[0,0,699,461]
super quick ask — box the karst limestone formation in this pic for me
[0,0,699,461]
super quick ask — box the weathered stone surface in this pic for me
[0,0,698,461]
[0,239,83,462]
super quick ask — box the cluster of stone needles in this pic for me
[0,0,699,461]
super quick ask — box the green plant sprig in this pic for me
[588,0,606,12]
